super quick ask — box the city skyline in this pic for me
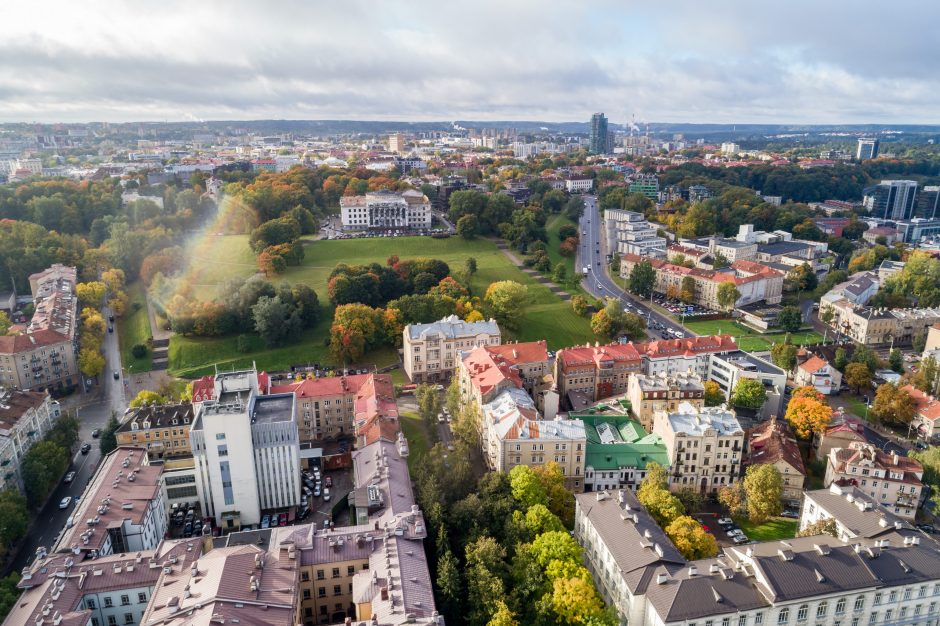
[1,0,939,124]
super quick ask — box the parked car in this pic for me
[324,476,332,488]
[113,370,119,380]
[918,524,936,534]
[727,528,744,537]
[313,485,321,497]
[59,496,72,509]
[91,429,101,438]
[717,518,733,526]
[64,471,76,483]
[732,535,750,544]
[323,488,331,502]
[80,442,92,454]
[261,515,270,529]
[278,513,288,526]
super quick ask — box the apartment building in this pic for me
[403,314,501,383]
[340,190,431,230]
[639,334,739,378]
[626,372,705,431]
[271,373,398,443]
[576,484,940,626]
[800,484,912,543]
[0,389,61,492]
[822,296,940,345]
[190,370,300,528]
[746,418,806,508]
[905,385,940,440]
[653,401,744,493]
[824,441,924,520]
[456,340,552,413]
[53,446,167,559]
[565,176,594,193]
[115,402,194,459]
[681,235,758,263]
[619,254,784,310]
[0,264,79,391]
[5,538,203,626]
[708,349,787,419]
[554,343,642,406]
[605,209,667,257]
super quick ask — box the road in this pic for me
[8,305,129,574]
[577,195,693,340]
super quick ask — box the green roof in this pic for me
[585,442,670,471]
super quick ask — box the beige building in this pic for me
[554,343,642,406]
[0,389,61,492]
[115,402,194,459]
[457,340,552,411]
[625,372,705,431]
[0,264,79,391]
[824,441,924,520]
[745,418,806,508]
[403,314,501,383]
[653,401,744,494]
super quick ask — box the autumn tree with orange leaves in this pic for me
[784,386,833,439]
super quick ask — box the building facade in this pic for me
[340,190,431,231]
[0,389,60,492]
[795,355,843,396]
[403,314,501,383]
[863,180,918,220]
[824,441,923,520]
[590,112,610,154]
[626,372,705,431]
[746,418,806,508]
[115,403,194,459]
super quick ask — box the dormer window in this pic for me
[131,422,138,431]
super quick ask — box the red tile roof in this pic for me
[485,340,549,365]
[621,254,782,286]
[747,418,806,475]
[0,328,70,353]
[799,355,829,374]
[635,334,738,359]
[903,385,940,423]
[557,342,642,371]
[462,345,523,394]
[192,371,270,403]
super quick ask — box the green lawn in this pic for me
[684,319,823,352]
[168,235,593,378]
[733,517,799,541]
[118,282,153,373]
[399,411,430,472]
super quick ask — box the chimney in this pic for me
[892,452,899,466]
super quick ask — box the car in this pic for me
[732,535,750,544]
[323,519,331,530]
[278,513,288,526]
[91,429,101,438]
[438,413,446,423]
[107,325,113,333]
[80,442,91,454]
[717,518,733,526]
[324,476,332,488]
[701,524,711,533]
[780,509,800,518]
[108,314,115,322]
[918,524,936,534]
[916,441,929,450]
[303,486,312,498]
[64,471,76,483]
[314,485,321,497]
[59,496,72,509]
[183,522,193,537]
[323,488,331,502]
[261,515,270,529]
[113,370,119,380]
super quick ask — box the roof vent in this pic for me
[656,573,668,585]
[712,586,724,603]
[688,565,697,577]
[815,569,826,583]
[814,544,831,556]
[709,564,719,574]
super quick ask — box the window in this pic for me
[104,597,114,608]
[921,586,929,599]
[818,602,829,618]
[87,600,97,609]
[855,597,865,612]
[303,589,311,599]
[797,605,808,622]
[836,599,846,615]
[778,608,790,625]
[215,432,226,440]
[332,567,340,578]
[318,587,326,598]
[874,593,883,606]
[333,585,341,595]
[722,619,730,626]
[755,613,764,625]
[124,614,134,625]
[108,618,117,626]
[739,616,748,626]
[219,461,234,506]
[92,619,100,626]
[347,566,355,576]
[884,610,893,622]
[121,594,130,605]
[138,592,147,603]
[869,613,878,625]
[905,589,913,601]
[317,569,324,580]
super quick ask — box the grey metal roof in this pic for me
[645,559,770,621]
[746,543,877,602]
[758,241,814,255]
[406,314,500,340]
[803,486,912,539]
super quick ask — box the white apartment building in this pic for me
[605,209,668,257]
[566,176,594,193]
[652,401,744,493]
[53,446,167,559]
[339,190,431,230]
[403,314,501,383]
[0,389,61,492]
[576,485,940,626]
[190,370,300,529]
[824,442,924,520]
[708,349,787,418]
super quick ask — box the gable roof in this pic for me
[799,355,829,374]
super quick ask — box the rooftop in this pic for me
[116,402,194,435]
[713,349,785,375]
[664,401,743,437]
[0,389,49,433]
[746,418,806,475]
[805,485,913,539]
[407,314,499,340]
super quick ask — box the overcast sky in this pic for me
[1,0,937,125]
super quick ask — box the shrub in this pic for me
[131,344,148,358]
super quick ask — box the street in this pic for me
[577,195,693,339]
[7,304,129,574]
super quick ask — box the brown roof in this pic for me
[799,355,829,374]
[746,419,806,475]
[0,389,48,431]
[0,328,71,353]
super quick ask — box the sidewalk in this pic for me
[492,239,573,301]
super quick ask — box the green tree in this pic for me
[777,306,803,332]
[639,486,686,528]
[21,440,68,508]
[851,344,880,372]
[870,383,916,426]
[770,341,798,371]
[743,464,783,524]
[551,262,567,284]
[253,295,303,347]
[45,414,80,452]
[484,281,529,330]
[436,547,464,618]
[0,489,29,551]
[844,362,872,394]
[415,383,442,442]
[665,515,719,559]
[889,348,904,374]
[571,294,588,317]
[731,378,767,410]
[718,482,746,517]
[465,536,508,626]
[834,347,849,372]
[99,413,121,456]
[796,517,838,538]
[717,281,741,311]
[0,311,9,336]
[129,390,167,408]
[465,257,478,278]
[509,464,548,509]
[457,214,478,239]
[680,276,696,304]
[487,600,519,626]
[675,486,705,514]
[703,380,726,407]
[628,260,655,298]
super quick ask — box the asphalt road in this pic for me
[577,195,693,340]
[8,305,129,574]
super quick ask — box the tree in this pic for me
[844,362,872,394]
[717,281,741,311]
[465,257,478,279]
[436,547,464,618]
[45,414,80,452]
[551,262,567,284]
[665,515,719,559]
[743,464,783,524]
[680,276,696,304]
[889,348,904,374]
[486,600,518,626]
[78,348,106,378]
[770,341,798,372]
[718,483,746,516]
[0,490,29,551]
[131,343,148,358]
[788,263,818,292]
[21,440,68,508]
[637,477,684,527]
[75,281,106,307]
[820,307,835,325]
[870,383,917,426]
[834,347,849,372]
[851,344,880,373]
[509,465,548,509]
[777,306,803,332]
[465,536,508,626]
[253,295,302,348]
[415,384,442,441]
[731,378,767,410]
[99,414,121,456]
[130,390,167,408]
[703,380,726,407]
[628,261,655,298]
[784,386,832,439]
[484,281,528,330]
[797,517,838,538]
[457,214,478,239]
[571,295,588,317]
[675,486,705,514]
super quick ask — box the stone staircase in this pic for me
[151,338,169,371]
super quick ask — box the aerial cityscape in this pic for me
[2,2,940,626]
